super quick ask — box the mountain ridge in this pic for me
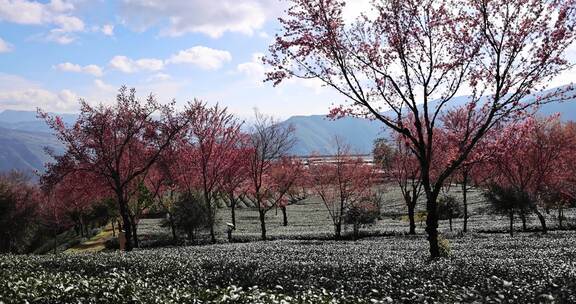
[1,90,575,173]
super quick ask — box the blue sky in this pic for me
[0,0,574,118]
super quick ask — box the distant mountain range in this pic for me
[1,89,575,174]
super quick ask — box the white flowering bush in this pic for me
[1,232,575,303]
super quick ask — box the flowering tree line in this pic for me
[1,0,576,259]
[264,0,576,257]
[1,85,575,255]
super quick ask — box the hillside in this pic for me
[283,115,386,155]
[0,127,63,174]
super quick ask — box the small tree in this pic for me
[373,138,395,170]
[485,185,533,236]
[178,101,243,243]
[171,191,210,243]
[218,136,250,228]
[244,111,295,240]
[308,138,375,238]
[389,135,423,235]
[272,158,306,227]
[437,195,462,231]
[344,197,380,240]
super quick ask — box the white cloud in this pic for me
[109,55,165,73]
[101,24,114,36]
[119,0,283,38]
[117,0,372,39]
[0,73,79,112]
[167,46,232,70]
[0,37,12,53]
[147,73,171,82]
[53,14,84,32]
[109,56,135,73]
[237,52,266,85]
[109,46,231,74]
[136,58,164,71]
[54,62,103,77]
[0,0,84,44]
[94,79,115,91]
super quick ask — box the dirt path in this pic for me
[65,224,116,253]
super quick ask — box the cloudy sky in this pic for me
[0,0,574,118]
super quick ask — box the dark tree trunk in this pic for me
[353,223,359,240]
[168,213,178,242]
[209,224,216,244]
[334,222,342,239]
[509,211,514,237]
[462,174,469,233]
[558,207,564,229]
[79,216,85,238]
[187,228,196,243]
[534,207,547,234]
[53,229,57,254]
[206,193,217,244]
[407,200,416,235]
[449,217,453,231]
[425,191,440,259]
[111,221,116,237]
[520,211,527,231]
[281,206,288,226]
[118,195,133,252]
[230,199,237,228]
[259,209,267,240]
[130,218,139,248]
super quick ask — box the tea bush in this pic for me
[1,232,575,303]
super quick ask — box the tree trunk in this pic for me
[534,207,547,234]
[168,213,177,242]
[353,223,359,240]
[425,192,440,259]
[334,222,342,239]
[281,206,288,226]
[209,224,216,244]
[558,207,564,229]
[407,200,416,235]
[520,212,527,231]
[131,218,139,248]
[259,209,267,241]
[118,195,133,252]
[462,175,468,233]
[509,211,514,237]
[231,199,237,228]
[53,229,57,254]
[449,217,453,232]
[187,228,195,243]
[111,221,116,237]
[79,216,85,238]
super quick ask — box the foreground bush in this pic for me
[1,232,575,303]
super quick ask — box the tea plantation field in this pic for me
[2,186,576,303]
[2,232,576,303]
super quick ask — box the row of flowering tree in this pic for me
[38,88,305,249]
[373,112,576,237]
[265,0,576,258]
